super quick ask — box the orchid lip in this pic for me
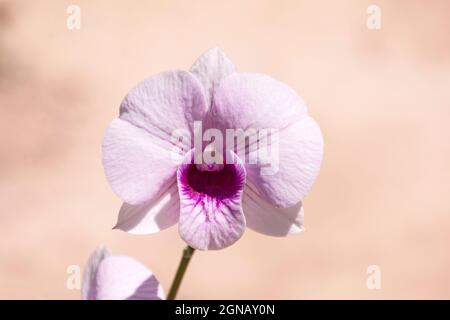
[178,149,246,202]
[176,149,247,250]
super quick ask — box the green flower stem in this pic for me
[167,246,195,300]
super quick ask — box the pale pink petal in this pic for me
[95,256,164,300]
[119,70,207,139]
[243,185,304,236]
[190,47,236,109]
[211,72,307,132]
[82,247,164,300]
[247,116,323,207]
[102,118,179,205]
[103,70,208,204]
[177,150,246,250]
[81,246,110,300]
[114,182,180,234]
[212,73,323,207]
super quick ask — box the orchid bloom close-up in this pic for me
[102,48,323,250]
[82,247,164,300]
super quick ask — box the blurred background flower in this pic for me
[82,246,164,300]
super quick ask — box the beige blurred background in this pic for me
[1,0,449,299]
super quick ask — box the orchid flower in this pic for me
[82,246,164,300]
[102,48,323,251]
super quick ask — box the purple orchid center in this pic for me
[178,150,246,203]
[185,164,242,200]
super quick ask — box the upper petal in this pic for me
[103,71,208,204]
[212,73,323,207]
[211,72,307,131]
[102,118,178,205]
[190,47,236,109]
[119,70,207,139]
[82,247,165,300]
